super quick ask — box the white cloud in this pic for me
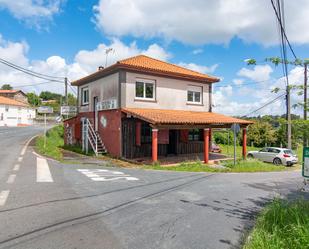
[0,35,170,94]
[232,79,244,86]
[213,66,306,117]
[178,62,218,74]
[237,65,273,82]
[192,49,203,55]
[93,0,309,46]
[0,0,64,27]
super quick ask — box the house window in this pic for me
[141,123,152,143]
[81,87,89,105]
[0,113,3,121]
[188,129,203,141]
[135,79,155,100]
[187,85,202,104]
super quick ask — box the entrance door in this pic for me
[93,96,99,131]
[168,130,177,155]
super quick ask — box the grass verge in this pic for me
[144,161,223,172]
[243,198,309,249]
[222,159,287,172]
[144,159,288,173]
[35,125,64,161]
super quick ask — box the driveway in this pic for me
[0,126,307,249]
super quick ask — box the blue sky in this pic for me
[0,0,308,116]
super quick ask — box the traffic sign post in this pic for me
[303,147,309,178]
[38,106,54,149]
[61,106,77,116]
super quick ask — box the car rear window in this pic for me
[284,150,294,155]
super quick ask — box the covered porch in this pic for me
[121,108,252,164]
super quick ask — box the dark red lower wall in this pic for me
[63,110,122,157]
[97,110,122,157]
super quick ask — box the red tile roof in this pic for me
[72,55,220,86]
[122,108,252,126]
[0,96,29,107]
[0,90,19,94]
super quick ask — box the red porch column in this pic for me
[242,128,247,159]
[204,128,210,164]
[152,128,158,162]
[209,128,212,149]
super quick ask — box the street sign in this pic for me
[303,147,309,178]
[96,98,118,111]
[231,123,240,133]
[38,106,53,114]
[61,106,77,115]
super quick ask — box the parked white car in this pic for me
[247,147,298,166]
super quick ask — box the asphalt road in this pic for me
[0,126,306,249]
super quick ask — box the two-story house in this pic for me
[64,55,251,163]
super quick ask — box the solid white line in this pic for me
[13,164,20,171]
[17,157,23,162]
[0,190,10,206]
[20,135,38,156]
[37,157,53,182]
[7,174,16,184]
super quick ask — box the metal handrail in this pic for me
[86,119,98,156]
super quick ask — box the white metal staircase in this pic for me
[82,118,106,156]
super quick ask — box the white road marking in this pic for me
[20,135,38,156]
[13,164,20,171]
[0,190,9,206]
[7,174,16,184]
[17,157,23,162]
[37,157,53,182]
[77,169,139,182]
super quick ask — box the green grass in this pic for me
[35,125,64,161]
[62,144,95,156]
[223,159,287,172]
[219,144,260,158]
[143,159,289,173]
[243,198,309,249]
[144,161,223,172]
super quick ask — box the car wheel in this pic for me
[247,154,254,159]
[273,158,282,165]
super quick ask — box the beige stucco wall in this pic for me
[79,72,119,113]
[121,72,210,111]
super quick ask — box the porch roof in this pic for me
[121,108,253,128]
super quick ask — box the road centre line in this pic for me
[7,175,16,184]
[37,157,53,182]
[0,191,9,206]
[13,164,20,171]
[17,157,23,163]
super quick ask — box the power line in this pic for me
[270,0,297,60]
[0,58,64,79]
[0,58,64,83]
[13,81,62,88]
[242,93,286,117]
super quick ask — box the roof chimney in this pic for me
[98,66,104,71]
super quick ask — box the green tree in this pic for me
[67,93,77,106]
[27,92,41,106]
[39,91,62,101]
[1,84,13,90]
[247,121,276,147]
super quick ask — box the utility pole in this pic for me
[64,77,68,105]
[286,85,292,149]
[304,61,308,146]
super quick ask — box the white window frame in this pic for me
[135,78,156,101]
[187,85,202,104]
[81,87,89,105]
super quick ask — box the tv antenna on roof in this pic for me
[105,48,115,67]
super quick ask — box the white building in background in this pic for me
[0,96,36,127]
